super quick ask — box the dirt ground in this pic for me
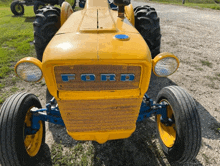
[1,0,220,165]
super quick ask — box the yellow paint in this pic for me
[67,129,135,144]
[152,52,179,77]
[157,100,176,148]
[61,2,73,26]
[15,57,43,82]
[41,0,152,143]
[125,4,135,26]
[24,108,44,157]
[15,0,180,143]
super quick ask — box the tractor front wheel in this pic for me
[134,5,161,58]
[0,92,45,166]
[156,86,201,163]
[11,1,24,16]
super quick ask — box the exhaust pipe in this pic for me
[113,0,131,18]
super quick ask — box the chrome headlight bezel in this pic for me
[153,53,179,77]
[15,57,43,82]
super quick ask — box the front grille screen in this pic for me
[54,65,141,91]
[58,98,142,132]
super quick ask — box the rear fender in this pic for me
[125,4,135,26]
[61,2,74,26]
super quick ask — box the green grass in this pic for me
[0,5,36,103]
[51,142,94,165]
[0,5,36,79]
[200,60,213,68]
[150,0,220,10]
[10,86,19,93]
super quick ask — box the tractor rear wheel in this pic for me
[134,5,161,58]
[33,6,60,61]
[33,1,46,14]
[156,86,201,163]
[0,92,45,166]
[11,1,24,16]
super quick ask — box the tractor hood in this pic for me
[43,3,151,63]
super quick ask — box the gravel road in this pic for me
[131,1,220,165]
[1,1,220,166]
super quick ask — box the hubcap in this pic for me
[15,4,22,13]
[24,108,43,157]
[157,100,176,148]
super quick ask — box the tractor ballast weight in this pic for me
[0,0,201,165]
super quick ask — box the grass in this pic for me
[200,60,213,68]
[10,86,19,93]
[0,4,36,104]
[0,6,36,79]
[150,0,220,10]
[202,153,210,164]
[51,142,94,165]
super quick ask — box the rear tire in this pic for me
[11,1,24,16]
[134,5,161,58]
[0,92,45,166]
[34,1,46,14]
[156,86,201,163]
[33,6,61,61]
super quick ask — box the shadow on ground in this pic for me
[12,15,36,22]
[24,16,36,22]
[42,74,219,165]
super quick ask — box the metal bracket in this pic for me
[137,94,168,122]
[25,98,65,135]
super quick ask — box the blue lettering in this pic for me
[120,74,135,81]
[61,74,75,82]
[81,74,96,81]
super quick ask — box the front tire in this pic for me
[33,6,60,61]
[0,92,45,166]
[156,86,201,163]
[134,5,161,58]
[11,1,24,16]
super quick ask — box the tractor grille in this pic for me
[54,65,141,91]
[58,98,142,132]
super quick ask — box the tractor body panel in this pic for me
[42,0,152,143]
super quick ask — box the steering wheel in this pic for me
[108,0,117,9]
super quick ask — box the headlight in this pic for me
[153,52,179,77]
[15,57,43,82]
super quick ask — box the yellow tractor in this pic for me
[0,0,201,165]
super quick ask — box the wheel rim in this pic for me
[15,4,22,14]
[157,100,176,148]
[24,108,43,157]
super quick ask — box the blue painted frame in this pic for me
[25,94,169,135]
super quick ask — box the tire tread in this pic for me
[156,86,201,163]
